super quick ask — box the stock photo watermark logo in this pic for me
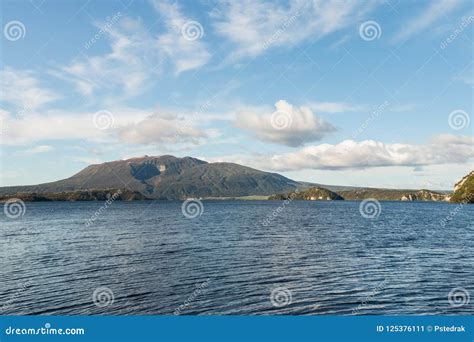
[174,99,213,140]
[92,286,115,308]
[352,279,387,315]
[5,323,85,336]
[3,198,26,219]
[270,287,292,308]
[440,193,474,228]
[262,190,299,226]
[92,110,115,130]
[448,109,470,130]
[440,15,474,50]
[261,12,300,51]
[84,12,122,50]
[359,198,381,219]
[85,190,122,227]
[271,109,292,130]
[181,21,204,41]
[352,101,389,138]
[3,20,26,41]
[174,280,209,315]
[181,199,204,219]
[448,287,470,308]
[359,21,382,41]
[1,280,33,313]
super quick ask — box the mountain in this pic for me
[0,155,299,200]
[451,171,474,203]
[0,155,465,202]
[269,187,344,201]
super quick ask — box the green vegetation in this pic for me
[0,189,150,202]
[269,187,343,201]
[0,155,470,203]
[451,171,474,203]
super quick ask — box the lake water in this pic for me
[1,200,473,315]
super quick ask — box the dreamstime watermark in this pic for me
[3,20,26,41]
[352,101,389,138]
[262,12,300,50]
[174,280,209,315]
[262,190,299,226]
[174,100,213,139]
[359,198,381,219]
[84,12,122,50]
[92,110,115,130]
[92,286,115,308]
[439,193,473,227]
[17,95,40,116]
[85,190,122,227]
[271,110,292,130]
[1,280,33,313]
[448,287,470,308]
[181,21,204,41]
[440,15,474,50]
[3,198,26,219]
[5,323,85,336]
[359,20,382,41]
[181,199,204,219]
[352,279,386,314]
[270,287,292,308]
[448,109,470,130]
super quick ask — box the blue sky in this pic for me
[0,0,473,189]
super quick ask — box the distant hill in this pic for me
[0,189,150,202]
[451,171,474,203]
[0,155,464,202]
[269,187,343,201]
[0,155,299,200]
[338,188,448,201]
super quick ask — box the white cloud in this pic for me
[57,2,210,98]
[393,0,461,42]
[22,145,54,154]
[0,67,59,112]
[0,107,208,147]
[212,0,378,60]
[226,134,474,171]
[234,100,336,147]
[70,156,105,165]
[307,101,364,114]
[117,113,208,145]
[1,109,114,145]
[56,17,158,98]
[151,0,211,75]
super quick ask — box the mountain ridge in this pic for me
[0,155,469,202]
[0,155,299,200]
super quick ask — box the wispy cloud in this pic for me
[22,145,54,154]
[393,0,461,42]
[0,67,59,113]
[151,0,211,75]
[55,17,160,98]
[55,1,210,100]
[307,101,364,114]
[213,0,379,61]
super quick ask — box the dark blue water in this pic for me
[1,200,473,315]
